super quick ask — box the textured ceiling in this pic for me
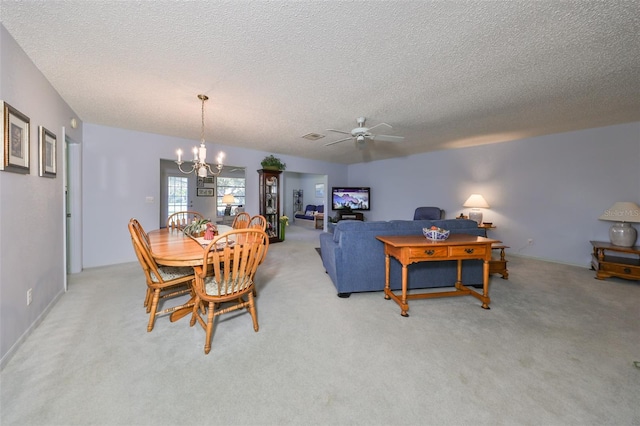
[1,1,639,164]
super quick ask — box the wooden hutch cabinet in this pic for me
[258,169,282,243]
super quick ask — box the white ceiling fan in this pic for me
[325,117,404,147]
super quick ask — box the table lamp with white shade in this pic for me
[222,194,235,216]
[222,194,235,206]
[463,194,490,224]
[598,201,640,247]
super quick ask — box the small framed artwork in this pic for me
[2,101,30,174]
[197,176,215,188]
[197,188,214,197]
[39,126,57,178]
[315,183,324,198]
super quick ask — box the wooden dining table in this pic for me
[147,225,233,320]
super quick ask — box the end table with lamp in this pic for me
[592,201,640,281]
[598,201,640,248]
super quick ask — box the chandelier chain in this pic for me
[200,94,206,143]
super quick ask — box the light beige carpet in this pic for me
[1,224,639,425]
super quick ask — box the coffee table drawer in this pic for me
[601,262,640,277]
[449,245,487,258]
[408,246,449,259]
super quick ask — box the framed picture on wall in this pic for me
[197,176,215,188]
[197,188,214,197]
[1,101,30,174]
[39,126,57,178]
[315,183,324,198]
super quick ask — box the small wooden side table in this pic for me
[314,214,324,229]
[478,224,509,279]
[490,244,509,279]
[478,223,496,231]
[590,241,640,281]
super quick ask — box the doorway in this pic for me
[159,159,246,227]
[65,136,82,275]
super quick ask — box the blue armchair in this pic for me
[413,206,445,220]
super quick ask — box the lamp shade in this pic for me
[598,202,640,223]
[222,194,235,204]
[463,194,489,224]
[598,201,640,247]
[463,194,490,208]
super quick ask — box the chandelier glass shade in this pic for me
[175,94,225,177]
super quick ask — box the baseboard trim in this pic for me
[0,287,65,370]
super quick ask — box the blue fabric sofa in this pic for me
[295,204,324,221]
[319,219,485,297]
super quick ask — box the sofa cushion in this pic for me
[333,220,391,243]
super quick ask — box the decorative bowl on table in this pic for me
[423,227,450,241]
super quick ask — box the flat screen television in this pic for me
[331,187,370,211]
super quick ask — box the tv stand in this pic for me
[336,211,364,221]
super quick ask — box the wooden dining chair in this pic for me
[231,211,251,229]
[166,211,204,230]
[190,228,269,354]
[130,218,153,308]
[128,218,195,332]
[249,214,267,231]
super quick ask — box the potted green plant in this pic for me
[182,218,211,237]
[279,215,289,241]
[261,154,286,171]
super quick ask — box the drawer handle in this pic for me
[425,250,435,255]
[624,268,631,274]
[465,248,474,254]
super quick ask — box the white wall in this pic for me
[348,122,640,266]
[83,121,639,270]
[81,124,347,267]
[0,25,81,365]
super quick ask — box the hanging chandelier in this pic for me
[175,94,225,177]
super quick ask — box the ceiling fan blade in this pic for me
[371,134,405,142]
[324,136,352,146]
[366,122,392,133]
[326,129,351,135]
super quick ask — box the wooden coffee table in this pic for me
[376,234,499,316]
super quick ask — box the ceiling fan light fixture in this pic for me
[325,116,404,147]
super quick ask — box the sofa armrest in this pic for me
[319,232,339,288]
